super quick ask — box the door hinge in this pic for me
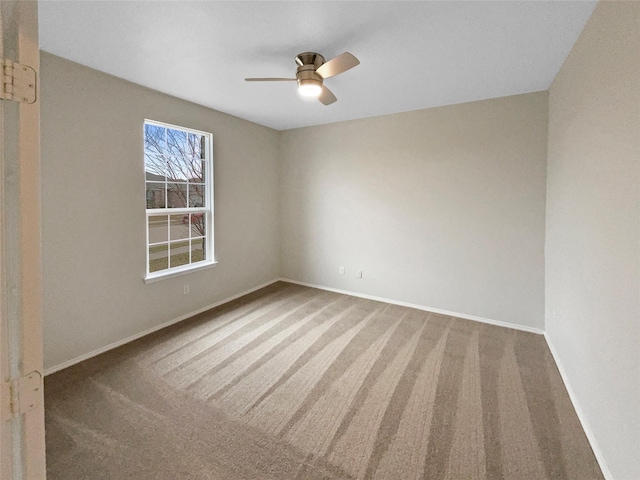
[1,58,37,104]
[3,371,42,418]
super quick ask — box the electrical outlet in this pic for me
[339,266,345,275]
[183,284,190,295]
[356,270,363,278]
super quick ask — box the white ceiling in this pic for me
[38,1,597,131]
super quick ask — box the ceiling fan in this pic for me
[245,52,360,106]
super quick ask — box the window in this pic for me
[144,120,214,280]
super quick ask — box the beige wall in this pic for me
[41,58,549,371]
[40,52,281,371]
[279,92,548,330]
[546,2,640,478]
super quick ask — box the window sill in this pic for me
[144,260,218,284]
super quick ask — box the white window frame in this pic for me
[144,119,215,282]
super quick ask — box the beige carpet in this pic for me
[45,281,603,479]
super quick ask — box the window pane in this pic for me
[166,154,193,182]
[189,185,204,208]
[187,158,205,183]
[148,215,168,243]
[190,214,206,238]
[191,237,206,263]
[167,182,188,208]
[167,128,188,157]
[145,163,166,182]
[170,214,189,241]
[144,124,165,154]
[149,244,168,273]
[187,133,205,159]
[170,240,190,268]
[145,124,167,180]
[146,183,166,209]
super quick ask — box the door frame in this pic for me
[0,1,46,478]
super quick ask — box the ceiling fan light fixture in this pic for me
[298,78,322,97]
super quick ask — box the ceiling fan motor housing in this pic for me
[295,52,324,91]
[295,52,325,69]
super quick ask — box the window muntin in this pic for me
[145,120,214,279]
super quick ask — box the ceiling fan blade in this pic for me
[245,78,296,82]
[316,52,360,79]
[318,85,337,106]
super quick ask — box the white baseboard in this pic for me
[544,333,612,480]
[46,276,543,376]
[44,278,281,376]
[278,278,544,335]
